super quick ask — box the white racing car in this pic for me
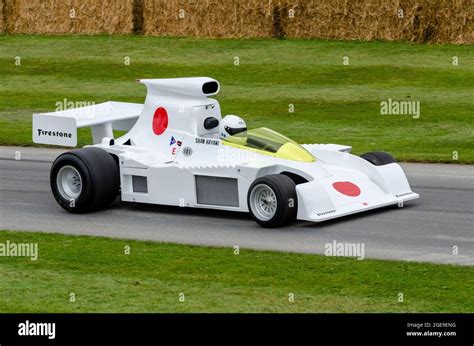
[33,77,419,227]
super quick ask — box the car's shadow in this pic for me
[109,198,420,230]
[116,199,251,221]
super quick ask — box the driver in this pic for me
[219,115,247,145]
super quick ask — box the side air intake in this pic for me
[195,175,239,207]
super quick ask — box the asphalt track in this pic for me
[0,146,473,265]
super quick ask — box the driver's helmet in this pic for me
[219,115,247,144]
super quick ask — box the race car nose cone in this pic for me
[332,181,361,197]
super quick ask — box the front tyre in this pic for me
[50,147,120,213]
[360,151,396,166]
[247,174,297,228]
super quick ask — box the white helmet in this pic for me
[219,115,247,140]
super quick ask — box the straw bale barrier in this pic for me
[280,0,473,44]
[1,0,472,44]
[2,0,133,34]
[142,0,275,38]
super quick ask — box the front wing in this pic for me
[295,167,419,222]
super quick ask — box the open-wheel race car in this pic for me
[33,77,419,227]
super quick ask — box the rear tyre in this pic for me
[247,174,297,228]
[360,151,396,166]
[50,147,120,213]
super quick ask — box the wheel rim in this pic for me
[56,165,82,200]
[250,184,277,221]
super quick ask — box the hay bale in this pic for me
[143,0,275,38]
[282,0,473,44]
[6,0,134,34]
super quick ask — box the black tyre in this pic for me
[247,174,297,228]
[50,147,120,213]
[360,151,396,166]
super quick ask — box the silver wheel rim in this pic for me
[56,165,82,200]
[250,184,277,221]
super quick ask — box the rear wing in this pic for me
[33,101,143,147]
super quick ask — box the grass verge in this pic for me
[0,230,472,313]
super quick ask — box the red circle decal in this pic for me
[152,107,168,135]
[332,181,361,197]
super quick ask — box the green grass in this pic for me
[0,230,472,313]
[0,35,473,162]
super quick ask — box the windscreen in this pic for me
[223,127,315,162]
